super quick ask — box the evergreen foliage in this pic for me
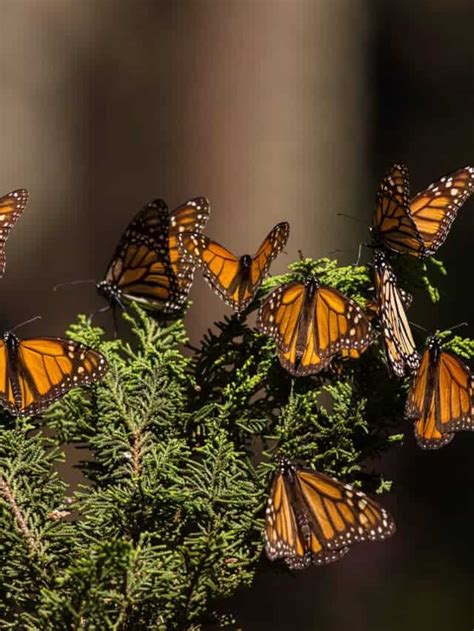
[0,255,472,629]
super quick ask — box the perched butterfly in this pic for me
[372,163,474,257]
[0,332,107,416]
[0,189,28,277]
[97,197,210,313]
[405,335,474,449]
[257,277,372,376]
[265,458,396,569]
[372,249,419,377]
[177,222,290,312]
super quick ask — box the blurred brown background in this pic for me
[0,1,473,630]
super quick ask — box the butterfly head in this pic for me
[426,334,442,358]
[96,280,125,309]
[239,254,252,271]
[3,330,19,351]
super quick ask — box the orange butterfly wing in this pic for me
[372,164,425,257]
[0,189,28,277]
[409,167,474,255]
[258,280,372,376]
[178,222,289,312]
[0,335,107,417]
[102,198,209,312]
[406,337,473,449]
[373,250,419,377]
[265,460,395,569]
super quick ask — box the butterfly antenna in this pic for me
[353,242,370,266]
[444,322,469,333]
[53,279,96,292]
[409,321,429,333]
[11,315,42,333]
[337,212,365,224]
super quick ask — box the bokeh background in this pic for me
[0,1,473,629]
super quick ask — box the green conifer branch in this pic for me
[0,255,472,629]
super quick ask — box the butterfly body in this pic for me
[372,249,419,377]
[100,197,210,313]
[178,222,290,312]
[265,458,395,569]
[257,276,372,376]
[405,335,473,449]
[0,332,108,417]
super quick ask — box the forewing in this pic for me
[0,340,17,415]
[374,252,419,377]
[314,286,372,358]
[250,222,289,287]
[256,282,306,352]
[410,167,474,255]
[373,164,424,256]
[436,350,473,433]
[0,189,28,277]
[14,338,108,416]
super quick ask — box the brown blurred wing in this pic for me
[409,167,474,255]
[373,164,425,256]
[0,189,28,277]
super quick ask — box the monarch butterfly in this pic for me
[372,163,474,257]
[405,335,474,449]
[0,189,28,277]
[97,197,210,313]
[257,277,372,376]
[265,459,396,569]
[372,249,419,377]
[177,222,290,312]
[0,331,108,416]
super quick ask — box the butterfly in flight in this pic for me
[372,249,419,377]
[371,163,474,257]
[265,458,396,569]
[405,335,474,449]
[0,332,107,417]
[97,197,210,313]
[177,222,290,312]
[257,277,372,376]
[0,189,28,278]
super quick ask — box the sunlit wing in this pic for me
[168,197,210,294]
[409,167,474,255]
[101,198,209,313]
[435,350,473,434]
[0,189,28,277]
[265,460,395,569]
[373,164,425,256]
[249,222,289,286]
[406,337,473,449]
[314,286,372,358]
[0,335,107,417]
[373,250,419,377]
[178,222,288,312]
[257,282,306,351]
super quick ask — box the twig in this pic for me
[0,475,40,555]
